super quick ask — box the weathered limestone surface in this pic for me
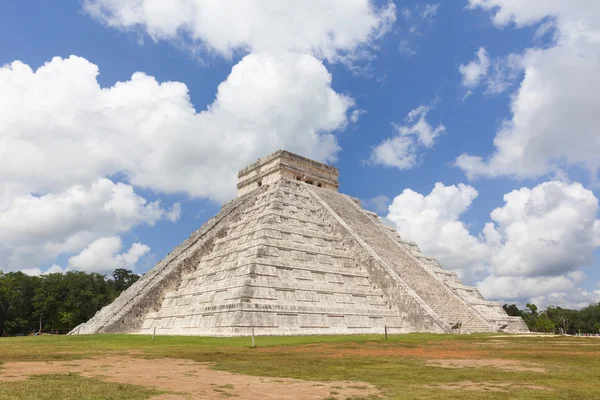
[377,226,528,332]
[138,180,417,336]
[70,189,265,334]
[308,186,493,333]
[71,150,528,336]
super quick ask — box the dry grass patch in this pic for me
[0,355,378,400]
[427,358,547,373]
[258,341,488,359]
[423,381,552,393]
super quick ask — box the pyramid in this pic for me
[71,150,528,336]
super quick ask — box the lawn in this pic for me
[0,333,598,399]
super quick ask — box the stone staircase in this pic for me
[310,186,494,333]
[380,225,528,333]
[139,180,403,336]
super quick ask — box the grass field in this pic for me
[0,333,598,399]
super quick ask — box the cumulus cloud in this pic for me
[386,183,490,282]
[23,237,151,275]
[21,265,65,277]
[459,47,490,88]
[165,202,182,223]
[457,0,600,179]
[384,180,600,305]
[0,178,164,272]
[67,236,150,273]
[83,0,396,62]
[0,54,352,203]
[0,52,354,272]
[531,287,600,310]
[3,2,390,275]
[477,273,587,304]
[486,181,600,277]
[371,105,445,169]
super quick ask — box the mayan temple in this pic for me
[72,150,528,336]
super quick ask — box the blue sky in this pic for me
[1,1,599,309]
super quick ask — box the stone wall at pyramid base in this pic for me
[139,307,412,337]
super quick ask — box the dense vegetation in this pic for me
[503,302,600,334]
[0,269,139,336]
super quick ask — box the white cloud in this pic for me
[418,4,440,21]
[67,236,150,273]
[350,109,366,123]
[398,40,416,56]
[0,52,354,272]
[478,273,585,302]
[459,47,490,88]
[384,180,600,306]
[467,1,600,31]
[0,54,353,204]
[83,0,396,62]
[486,181,600,277]
[371,105,445,169]
[531,287,600,310]
[165,202,182,223]
[3,2,387,275]
[386,183,490,282]
[0,178,164,271]
[457,1,600,179]
[21,265,67,277]
[459,47,521,98]
[398,3,439,55]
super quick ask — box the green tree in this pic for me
[526,303,538,315]
[109,269,140,294]
[32,271,117,333]
[58,311,75,331]
[1,269,131,335]
[502,304,522,317]
[521,303,539,331]
[545,306,575,334]
[536,314,556,334]
[0,272,39,335]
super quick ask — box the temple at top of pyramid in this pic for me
[237,150,340,196]
[71,150,528,336]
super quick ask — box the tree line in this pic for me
[0,269,139,336]
[503,302,600,334]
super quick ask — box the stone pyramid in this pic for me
[72,150,528,336]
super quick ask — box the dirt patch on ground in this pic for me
[426,358,546,373]
[489,334,561,338]
[423,381,552,392]
[0,356,379,400]
[258,342,487,359]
